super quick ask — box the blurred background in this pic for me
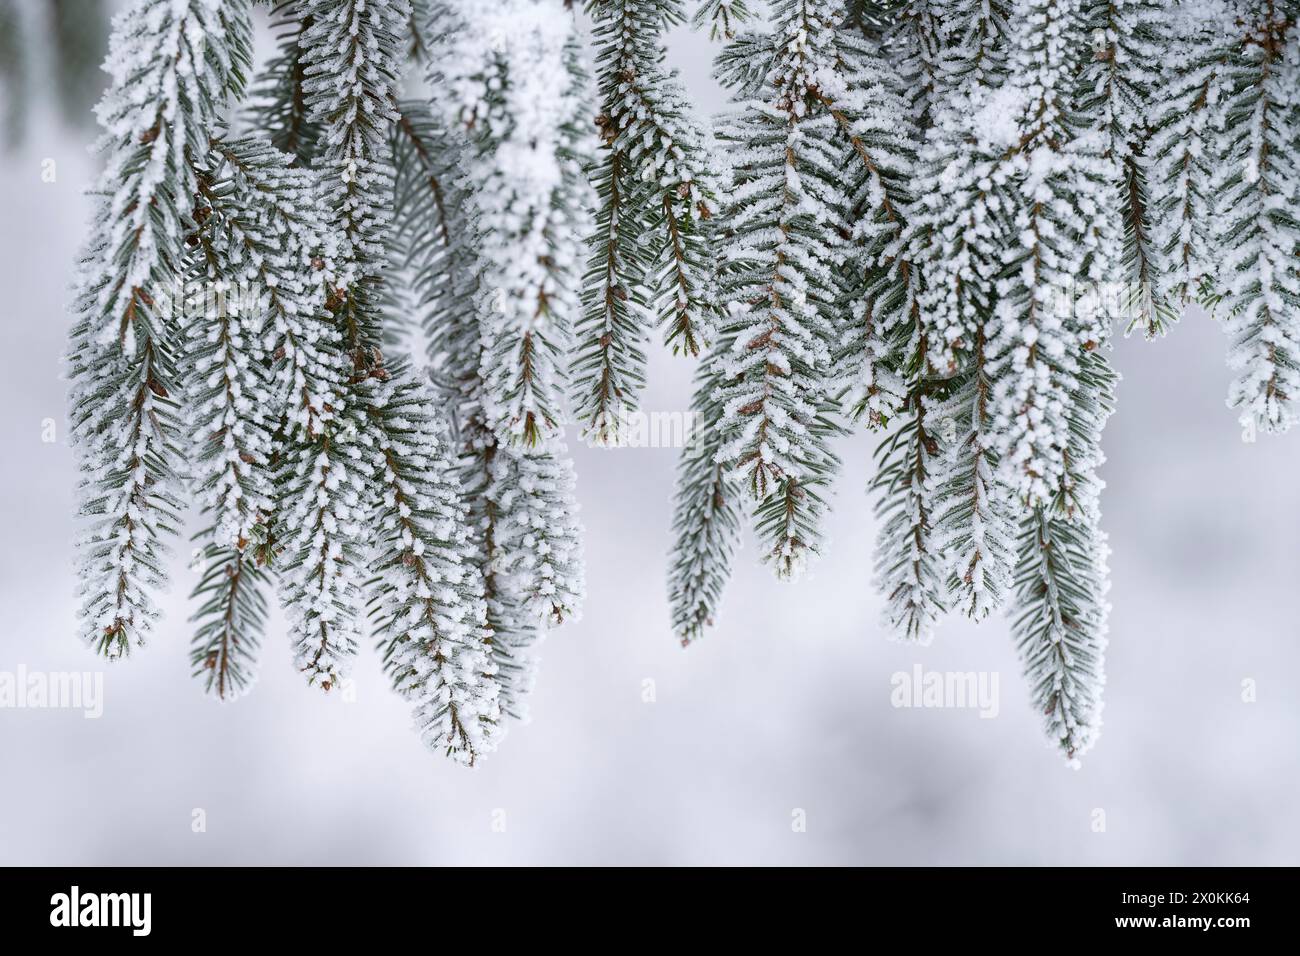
[0,0,1296,866]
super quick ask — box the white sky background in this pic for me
[0,2,1297,864]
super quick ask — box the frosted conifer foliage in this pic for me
[68,0,253,659]
[573,0,719,445]
[64,0,1300,767]
[64,0,594,765]
[668,0,1300,764]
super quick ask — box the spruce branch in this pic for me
[192,138,364,694]
[693,0,753,40]
[935,0,1010,93]
[1147,4,1236,316]
[870,335,947,644]
[278,412,371,690]
[926,328,1017,621]
[67,0,253,658]
[245,1,321,166]
[189,542,271,699]
[1213,0,1300,438]
[490,444,587,628]
[710,0,855,577]
[299,0,411,360]
[415,9,590,714]
[712,29,777,97]
[1075,0,1176,338]
[574,0,719,445]
[982,0,1120,511]
[460,435,543,722]
[386,99,481,369]
[182,157,278,554]
[834,26,922,421]
[1008,349,1115,763]
[365,363,504,766]
[574,130,650,445]
[430,2,595,448]
[883,1,949,124]
[905,1,1011,377]
[61,0,1297,772]
[669,340,743,644]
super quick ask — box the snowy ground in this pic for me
[0,8,1297,866]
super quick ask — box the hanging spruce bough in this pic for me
[1210,0,1300,439]
[709,0,856,581]
[69,0,254,661]
[668,0,1300,765]
[423,0,593,717]
[67,0,597,767]
[574,0,719,445]
[67,0,1300,768]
